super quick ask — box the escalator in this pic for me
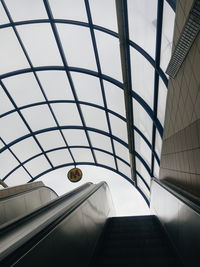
[0,182,183,266]
[90,216,182,267]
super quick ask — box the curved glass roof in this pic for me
[0,0,175,205]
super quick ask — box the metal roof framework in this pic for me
[0,0,175,205]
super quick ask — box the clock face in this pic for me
[67,168,83,183]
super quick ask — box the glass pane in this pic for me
[160,1,175,71]
[130,48,154,108]
[136,158,151,187]
[0,113,29,143]
[24,155,51,177]
[133,99,153,142]
[0,2,9,24]
[109,114,128,143]
[71,148,94,162]
[154,159,160,178]
[95,150,115,169]
[157,77,168,126]
[62,129,89,146]
[17,24,63,66]
[89,0,118,32]
[128,0,157,58]
[47,149,73,166]
[0,150,18,178]
[114,140,129,163]
[134,131,151,166]
[95,30,122,81]
[0,85,14,115]
[49,0,88,22]
[5,0,48,21]
[51,103,82,126]
[11,137,41,162]
[0,28,29,74]
[104,81,126,117]
[71,72,104,106]
[37,131,66,150]
[81,105,108,132]
[155,129,162,158]
[4,73,45,106]
[22,105,56,131]
[0,139,4,150]
[89,131,112,153]
[5,167,30,186]
[37,71,74,100]
[137,175,150,198]
[117,159,131,179]
[57,24,97,70]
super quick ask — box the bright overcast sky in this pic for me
[38,165,150,216]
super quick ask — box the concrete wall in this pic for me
[159,0,200,198]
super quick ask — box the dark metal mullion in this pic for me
[1,0,76,165]
[43,0,97,164]
[0,137,33,180]
[3,145,131,182]
[0,80,53,168]
[84,0,118,171]
[0,99,160,165]
[151,0,164,178]
[116,0,137,184]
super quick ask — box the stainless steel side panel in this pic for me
[150,180,200,267]
[11,183,115,267]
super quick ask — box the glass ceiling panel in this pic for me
[0,150,18,178]
[5,0,48,21]
[70,147,94,163]
[0,2,9,24]
[24,155,51,177]
[160,1,175,72]
[110,114,128,143]
[0,113,29,143]
[47,149,73,167]
[49,0,88,22]
[0,86,14,114]
[89,131,112,153]
[130,48,154,109]
[136,158,151,187]
[128,0,157,58]
[11,137,41,162]
[0,28,29,74]
[37,131,66,151]
[155,129,162,158]
[17,24,63,66]
[157,77,168,126]
[154,159,160,179]
[57,24,97,70]
[104,81,126,117]
[132,100,153,142]
[95,30,122,81]
[5,167,30,186]
[62,129,89,147]
[21,105,56,131]
[3,73,45,106]
[137,175,150,198]
[117,159,131,179]
[95,150,115,169]
[89,0,118,32]
[134,131,151,167]
[71,72,104,106]
[51,103,82,126]
[114,140,129,163]
[37,71,74,101]
[81,105,108,132]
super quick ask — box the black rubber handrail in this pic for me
[152,178,200,214]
